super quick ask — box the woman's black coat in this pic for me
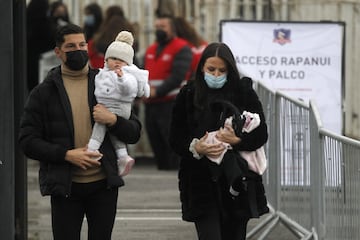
[169,78,269,221]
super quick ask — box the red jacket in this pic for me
[87,39,104,69]
[144,37,192,103]
[188,41,208,78]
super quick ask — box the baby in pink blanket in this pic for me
[204,111,263,197]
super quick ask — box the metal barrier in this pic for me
[253,81,360,240]
[311,106,360,240]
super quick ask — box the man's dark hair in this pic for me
[156,14,176,33]
[55,23,84,47]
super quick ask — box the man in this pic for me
[19,24,141,240]
[144,14,192,170]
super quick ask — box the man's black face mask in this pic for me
[155,29,168,45]
[65,50,88,70]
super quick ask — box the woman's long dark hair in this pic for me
[92,15,134,54]
[193,42,242,109]
[174,17,205,47]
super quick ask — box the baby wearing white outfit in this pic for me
[87,31,150,176]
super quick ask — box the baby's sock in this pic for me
[88,139,101,151]
[116,148,128,159]
[87,139,102,161]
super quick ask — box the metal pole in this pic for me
[274,94,282,211]
[14,0,28,239]
[256,0,263,20]
[309,101,325,239]
[0,0,20,239]
[280,0,288,20]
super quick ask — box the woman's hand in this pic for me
[195,132,226,158]
[93,104,117,126]
[216,124,241,145]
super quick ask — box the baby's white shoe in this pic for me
[118,156,135,176]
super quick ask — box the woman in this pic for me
[83,3,103,41]
[169,42,269,240]
[88,6,137,68]
[49,1,70,29]
[174,16,208,80]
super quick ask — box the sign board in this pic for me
[220,20,345,134]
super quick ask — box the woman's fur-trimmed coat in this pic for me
[169,78,269,221]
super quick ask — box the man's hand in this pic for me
[93,104,117,126]
[65,147,102,170]
[149,87,157,98]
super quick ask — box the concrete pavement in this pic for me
[27,158,297,240]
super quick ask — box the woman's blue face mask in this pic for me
[204,72,227,89]
[84,15,95,26]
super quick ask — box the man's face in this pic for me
[55,33,87,63]
[154,18,174,40]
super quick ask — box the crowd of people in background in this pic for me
[26,0,205,91]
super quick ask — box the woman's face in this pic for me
[53,5,67,18]
[202,56,227,77]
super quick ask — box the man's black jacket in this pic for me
[19,66,142,197]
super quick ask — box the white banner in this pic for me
[221,21,344,134]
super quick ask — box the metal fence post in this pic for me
[273,94,282,211]
[309,101,325,239]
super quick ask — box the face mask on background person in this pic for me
[65,50,89,70]
[155,29,168,45]
[84,15,95,26]
[204,72,227,89]
[52,15,69,27]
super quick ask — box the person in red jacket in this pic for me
[143,14,192,170]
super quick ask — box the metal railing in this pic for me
[252,81,360,240]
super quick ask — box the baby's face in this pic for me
[107,57,128,70]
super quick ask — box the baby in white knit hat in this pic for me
[87,31,150,176]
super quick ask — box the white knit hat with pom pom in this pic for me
[104,31,134,65]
